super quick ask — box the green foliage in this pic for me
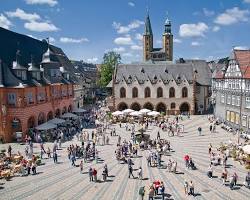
[98,51,121,87]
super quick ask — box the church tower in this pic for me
[143,12,153,62]
[163,18,173,61]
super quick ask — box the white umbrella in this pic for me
[112,111,123,116]
[72,108,87,113]
[36,122,57,131]
[243,145,250,154]
[61,113,78,119]
[122,109,134,114]
[148,111,160,116]
[48,118,66,125]
[130,111,142,117]
[139,108,151,114]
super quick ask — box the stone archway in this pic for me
[55,109,61,117]
[38,112,45,125]
[130,102,141,111]
[156,102,167,113]
[27,116,36,128]
[117,102,128,111]
[62,106,67,114]
[47,111,53,121]
[143,102,154,111]
[179,102,190,113]
[68,105,73,112]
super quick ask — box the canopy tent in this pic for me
[147,111,160,117]
[48,118,66,125]
[61,113,78,119]
[35,122,57,131]
[112,111,123,116]
[139,108,151,114]
[122,109,134,114]
[130,111,142,117]
[243,145,250,154]
[72,108,87,113]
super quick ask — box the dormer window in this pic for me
[15,70,27,80]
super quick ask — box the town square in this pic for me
[0,0,250,200]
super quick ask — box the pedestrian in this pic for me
[208,143,212,154]
[47,147,51,158]
[148,185,154,200]
[157,131,160,140]
[184,180,189,195]
[207,165,213,178]
[139,186,145,200]
[89,167,93,182]
[138,166,143,180]
[71,154,76,166]
[53,151,58,163]
[221,168,228,185]
[209,124,213,133]
[31,162,37,175]
[159,182,165,200]
[102,168,107,182]
[79,160,83,174]
[7,145,12,157]
[244,172,250,187]
[198,127,202,136]
[128,165,134,178]
[93,168,97,182]
[189,181,194,196]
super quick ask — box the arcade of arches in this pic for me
[130,102,141,111]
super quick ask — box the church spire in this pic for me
[144,9,153,35]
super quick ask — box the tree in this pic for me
[99,51,121,87]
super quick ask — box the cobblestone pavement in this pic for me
[0,115,249,200]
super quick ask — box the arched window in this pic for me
[132,87,138,98]
[144,87,151,98]
[171,103,176,109]
[120,87,126,98]
[169,87,175,98]
[182,87,188,98]
[157,87,163,98]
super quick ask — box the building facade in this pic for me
[213,49,250,131]
[143,12,173,62]
[0,28,75,142]
[110,60,211,114]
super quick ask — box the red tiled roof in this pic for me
[234,50,250,78]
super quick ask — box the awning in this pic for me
[72,108,87,113]
[36,122,57,131]
[61,113,78,119]
[48,118,66,125]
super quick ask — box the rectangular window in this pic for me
[26,92,33,104]
[235,113,240,125]
[230,111,235,123]
[226,111,230,121]
[227,95,231,105]
[7,93,16,105]
[221,94,225,103]
[37,92,45,101]
[246,97,250,109]
[236,96,240,107]
[232,95,235,106]
[242,115,247,127]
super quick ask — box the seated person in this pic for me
[188,158,196,170]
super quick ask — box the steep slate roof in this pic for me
[115,61,211,86]
[144,13,153,35]
[234,50,250,78]
[0,27,77,87]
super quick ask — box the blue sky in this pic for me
[0,0,250,63]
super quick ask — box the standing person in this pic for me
[93,168,97,182]
[118,135,121,145]
[148,185,154,200]
[104,164,108,177]
[198,127,202,136]
[89,167,93,182]
[184,180,189,195]
[157,131,160,140]
[244,172,250,187]
[159,182,165,200]
[7,145,12,158]
[139,186,145,200]
[232,172,238,186]
[209,124,213,133]
[79,161,83,174]
[221,168,228,185]
[71,154,76,166]
[47,147,51,158]
[208,144,212,155]
[213,124,216,133]
[138,166,143,180]
[102,168,107,182]
[184,155,190,168]
[128,165,134,178]
[189,181,194,196]
[53,151,58,163]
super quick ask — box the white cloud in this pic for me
[0,14,12,29]
[113,20,144,34]
[244,0,250,3]
[122,52,133,57]
[86,57,98,63]
[234,46,249,50]
[60,37,89,43]
[156,40,162,44]
[24,21,59,32]
[191,41,201,46]
[212,26,220,32]
[203,8,215,17]
[135,33,143,40]
[214,7,249,25]
[179,22,208,37]
[25,0,58,7]
[131,45,142,50]
[114,36,133,45]
[128,2,135,7]
[173,38,182,43]
[6,8,40,21]
[113,47,125,52]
